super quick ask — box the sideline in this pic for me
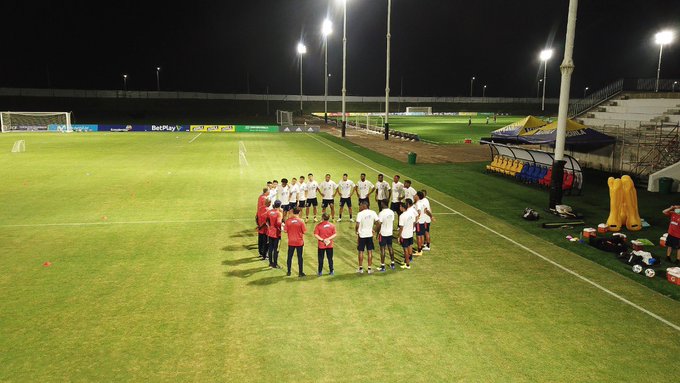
[0,218,252,228]
[307,133,680,332]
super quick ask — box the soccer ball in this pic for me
[632,264,643,273]
[644,268,656,278]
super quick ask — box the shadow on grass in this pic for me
[230,229,255,238]
[223,266,271,279]
[221,257,261,266]
[222,244,258,252]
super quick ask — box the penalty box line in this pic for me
[307,133,680,332]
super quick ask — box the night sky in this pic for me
[3,0,679,97]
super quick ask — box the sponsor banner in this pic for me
[279,126,320,133]
[458,112,478,116]
[190,125,236,133]
[235,125,279,133]
[98,125,186,132]
[48,124,99,132]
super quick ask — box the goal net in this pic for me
[1,112,72,133]
[405,106,432,115]
[276,110,293,126]
[11,140,25,153]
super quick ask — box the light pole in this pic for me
[550,0,578,209]
[673,81,678,93]
[122,74,128,91]
[583,86,589,98]
[537,79,542,98]
[297,42,307,115]
[341,0,348,137]
[156,67,161,91]
[384,0,392,140]
[539,49,553,111]
[470,76,475,97]
[483,85,487,98]
[322,18,332,124]
[655,30,674,92]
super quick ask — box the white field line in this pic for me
[189,133,202,143]
[307,133,680,332]
[0,218,252,228]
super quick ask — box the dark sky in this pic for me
[3,0,679,97]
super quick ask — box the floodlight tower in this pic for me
[537,79,542,98]
[384,0,392,140]
[297,42,307,115]
[550,0,578,209]
[673,81,678,93]
[123,74,128,91]
[156,67,161,91]
[583,86,589,98]
[340,0,348,137]
[655,30,674,92]
[539,49,553,111]
[483,85,487,98]
[322,19,332,124]
[470,76,475,97]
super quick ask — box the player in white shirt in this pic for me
[398,199,416,269]
[421,189,433,250]
[277,178,291,220]
[375,174,390,209]
[318,173,339,221]
[268,180,279,207]
[356,173,375,209]
[305,173,320,222]
[337,173,356,222]
[289,177,299,211]
[389,175,405,216]
[297,176,308,209]
[377,201,396,271]
[413,191,433,256]
[403,180,417,203]
[355,202,379,274]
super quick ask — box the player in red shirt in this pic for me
[257,187,268,210]
[314,213,337,276]
[257,204,270,260]
[267,200,283,268]
[284,207,307,277]
[663,204,680,263]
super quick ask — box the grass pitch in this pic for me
[338,115,525,144]
[1,132,679,382]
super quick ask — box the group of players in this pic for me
[256,173,434,277]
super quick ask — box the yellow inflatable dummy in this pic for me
[606,177,624,232]
[621,175,641,231]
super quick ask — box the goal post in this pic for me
[405,106,432,115]
[276,110,293,126]
[0,112,72,133]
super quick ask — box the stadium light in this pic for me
[583,86,589,98]
[537,79,542,98]
[297,42,307,114]
[483,85,487,98]
[322,18,332,123]
[156,67,161,91]
[384,0,392,140]
[122,74,128,91]
[673,81,678,93]
[539,49,553,111]
[470,76,475,97]
[654,30,674,92]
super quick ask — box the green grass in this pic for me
[1,132,679,382]
[336,115,529,144]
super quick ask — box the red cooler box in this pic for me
[667,267,680,286]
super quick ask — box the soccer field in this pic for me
[339,115,525,144]
[1,132,679,382]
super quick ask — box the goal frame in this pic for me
[1,111,72,133]
[276,110,293,126]
[405,106,433,115]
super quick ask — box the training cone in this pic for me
[43,262,52,267]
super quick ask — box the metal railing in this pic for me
[568,78,624,118]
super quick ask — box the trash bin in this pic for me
[659,177,674,194]
[407,152,417,165]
